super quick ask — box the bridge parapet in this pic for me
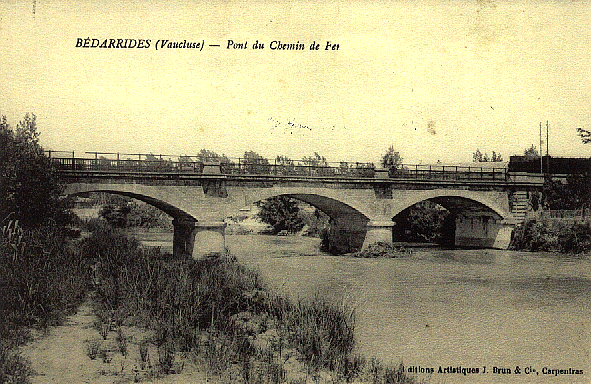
[49,153,512,183]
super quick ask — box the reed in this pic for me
[83,226,418,383]
[0,221,90,383]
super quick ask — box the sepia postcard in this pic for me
[1,1,590,383]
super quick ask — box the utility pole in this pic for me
[546,120,550,175]
[539,122,543,174]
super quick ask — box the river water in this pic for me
[135,231,591,383]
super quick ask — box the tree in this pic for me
[491,151,503,162]
[257,196,304,234]
[523,145,539,157]
[381,146,402,178]
[381,146,402,169]
[392,201,450,243]
[0,114,70,227]
[406,201,450,243]
[473,149,484,162]
[565,172,591,209]
[275,155,295,175]
[577,127,591,144]
[145,153,161,162]
[196,149,231,163]
[302,152,328,167]
[275,155,293,166]
[242,150,269,174]
[243,151,267,162]
[542,173,591,210]
[473,149,502,162]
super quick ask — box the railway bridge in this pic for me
[51,152,544,258]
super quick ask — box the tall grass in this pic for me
[85,226,416,383]
[0,221,91,383]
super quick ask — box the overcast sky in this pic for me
[1,0,590,164]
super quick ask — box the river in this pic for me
[133,230,591,383]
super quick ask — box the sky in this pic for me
[1,0,590,165]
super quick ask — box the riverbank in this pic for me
[511,218,591,253]
[1,222,90,384]
[68,228,591,383]
[2,223,419,383]
[20,293,213,383]
[76,227,418,383]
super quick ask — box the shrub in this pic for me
[511,218,591,253]
[354,242,411,258]
[0,221,90,328]
[86,339,102,360]
[0,344,32,384]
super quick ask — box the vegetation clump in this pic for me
[83,226,416,383]
[1,114,92,383]
[257,196,305,235]
[353,242,412,258]
[511,219,591,254]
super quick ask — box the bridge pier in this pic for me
[361,221,395,250]
[325,216,395,254]
[173,219,227,259]
[454,213,514,249]
[326,215,369,254]
[173,218,197,259]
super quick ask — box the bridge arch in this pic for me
[256,193,370,221]
[68,189,196,222]
[240,187,377,220]
[388,189,513,248]
[389,189,510,220]
[64,184,208,258]
[252,193,372,254]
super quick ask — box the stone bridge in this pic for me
[60,161,543,258]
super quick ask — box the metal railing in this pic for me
[46,151,508,181]
[386,164,506,181]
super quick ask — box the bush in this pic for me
[511,219,591,253]
[97,196,173,230]
[0,221,90,328]
[257,196,304,235]
[0,345,32,384]
[353,242,412,258]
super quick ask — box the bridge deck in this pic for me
[50,156,510,182]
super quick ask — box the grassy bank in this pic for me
[0,221,91,384]
[511,219,591,253]
[85,226,417,383]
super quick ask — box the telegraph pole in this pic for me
[546,120,550,175]
[539,122,543,174]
